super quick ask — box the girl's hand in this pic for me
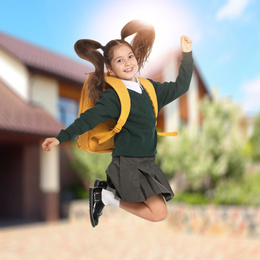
[181,36,192,53]
[42,137,60,151]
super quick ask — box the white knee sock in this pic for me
[102,189,120,208]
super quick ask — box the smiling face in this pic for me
[106,44,138,82]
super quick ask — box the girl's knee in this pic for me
[145,194,168,222]
[151,205,168,222]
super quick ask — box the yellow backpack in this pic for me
[77,74,177,153]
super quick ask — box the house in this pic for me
[0,32,91,222]
[141,50,210,134]
[0,32,210,223]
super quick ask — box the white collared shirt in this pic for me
[120,77,143,94]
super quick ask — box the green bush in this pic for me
[69,142,111,188]
[171,173,260,206]
[156,95,247,192]
[173,192,209,205]
[249,113,260,162]
[67,181,89,199]
[212,173,260,206]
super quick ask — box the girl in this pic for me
[42,20,193,228]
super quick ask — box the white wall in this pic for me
[162,57,200,134]
[40,146,60,192]
[187,72,199,134]
[30,75,60,194]
[30,74,59,118]
[0,48,29,100]
[163,58,180,132]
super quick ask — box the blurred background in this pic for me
[0,0,260,259]
[1,0,260,115]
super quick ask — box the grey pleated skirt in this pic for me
[105,156,174,202]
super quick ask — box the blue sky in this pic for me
[1,0,259,116]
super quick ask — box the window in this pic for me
[58,97,79,127]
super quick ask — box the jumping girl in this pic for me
[42,20,193,227]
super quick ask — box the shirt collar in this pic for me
[120,77,142,94]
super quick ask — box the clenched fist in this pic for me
[181,36,192,53]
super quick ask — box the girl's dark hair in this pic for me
[74,20,155,104]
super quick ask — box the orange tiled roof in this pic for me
[0,80,63,137]
[0,32,91,84]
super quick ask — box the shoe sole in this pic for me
[89,188,96,228]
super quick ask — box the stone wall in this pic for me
[66,200,260,238]
[167,203,260,238]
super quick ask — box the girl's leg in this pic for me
[119,194,168,222]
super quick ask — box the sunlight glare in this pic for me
[83,0,197,72]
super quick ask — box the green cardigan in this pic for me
[56,51,194,157]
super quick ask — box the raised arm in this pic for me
[149,36,194,111]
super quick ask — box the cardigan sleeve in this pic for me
[148,51,194,112]
[55,88,121,144]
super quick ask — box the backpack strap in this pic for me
[138,78,178,137]
[98,75,131,144]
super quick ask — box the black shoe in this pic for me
[89,187,105,228]
[94,179,107,189]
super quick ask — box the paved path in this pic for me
[0,208,260,260]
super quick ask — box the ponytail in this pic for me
[74,39,105,104]
[121,20,155,70]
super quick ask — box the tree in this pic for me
[249,113,260,162]
[69,142,111,189]
[156,94,247,193]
